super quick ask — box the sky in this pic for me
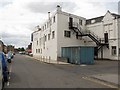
[0,0,119,48]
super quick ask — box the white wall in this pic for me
[57,11,95,58]
[32,9,120,61]
[32,13,58,60]
[86,12,119,60]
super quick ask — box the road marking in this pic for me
[80,64,87,67]
[7,82,10,86]
[82,76,118,88]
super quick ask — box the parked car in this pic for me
[29,53,33,57]
[0,52,9,89]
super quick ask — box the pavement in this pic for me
[26,55,70,65]
[29,55,119,88]
[90,74,119,88]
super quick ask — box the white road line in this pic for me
[82,77,118,88]
[7,82,10,86]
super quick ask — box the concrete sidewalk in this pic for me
[91,74,119,88]
[26,55,70,65]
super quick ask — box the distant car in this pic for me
[0,52,9,89]
[29,53,33,56]
[19,51,25,55]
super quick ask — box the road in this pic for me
[5,54,118,88]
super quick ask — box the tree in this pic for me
[17,47,25,51]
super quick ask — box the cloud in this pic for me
[0,0,13,7]
[26,2,77,13]
[0,0,119,48]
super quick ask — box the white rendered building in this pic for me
[87,11,120,60]
[32,5,120,61]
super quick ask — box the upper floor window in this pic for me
[53,16,55,23]
[36,49,37,53]
[64,31,71,38]
[52,31,55,39]
[91,20,95,23]
[48,34,50,40]
[37,40,38,45]
[79,19,82,25]
[38,49,40,53]
[45,35,47,42]
[111,46,116,56]
[45,24,46,29]
[39,38,41,45]
[43,26,44,30]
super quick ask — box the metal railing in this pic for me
[69,22,105,43]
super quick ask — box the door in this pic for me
[104,33,108,43]
[69,17,73,28]
[80,47,94,64]
[80,47,86,64]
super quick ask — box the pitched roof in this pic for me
[86,16,104,25]
[86,13,120,25]
[111,13,120,19]
[0,40,3,44]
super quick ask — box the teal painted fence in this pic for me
[61,46,94,64]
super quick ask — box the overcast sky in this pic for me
[0,0,119,48]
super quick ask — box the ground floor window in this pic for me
[111,46,116,56]
[52,31,55,39]
[64,31,71,38]
[119,48,120,55]
[36,49,37,53]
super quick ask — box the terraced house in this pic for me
[32,5,120,62]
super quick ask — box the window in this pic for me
[111,46,116,55]
[52,31,55,39]
[64,31,71,38]
[45,35,47,42]
[36,49,37,53]
[48,34,50,40]
[119,48,120,55]
[91,20,95,23]
[41,49,42,54]
[37,40,38,45]
[79,19,82,25]
[43,26,44,30]
[38,49,40,53]
[45,24,46,29]
[53,16,55,23]
[39,38,41,45]
[47,22,49,28]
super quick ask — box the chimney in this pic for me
[56,5,62,12]
[48,12,50,20]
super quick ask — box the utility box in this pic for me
[61,46,94,65]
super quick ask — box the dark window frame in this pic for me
[64,31,71,38]
[111,46,117,56]
[52,31,55,39]
[53,16,55,23]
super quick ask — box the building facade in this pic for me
[87,11,120,60]
[32,6,120,60]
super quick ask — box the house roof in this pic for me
[0,40,3,44]
[86,12,120,25]
[86,16,104,25]
[111,13,120,19]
